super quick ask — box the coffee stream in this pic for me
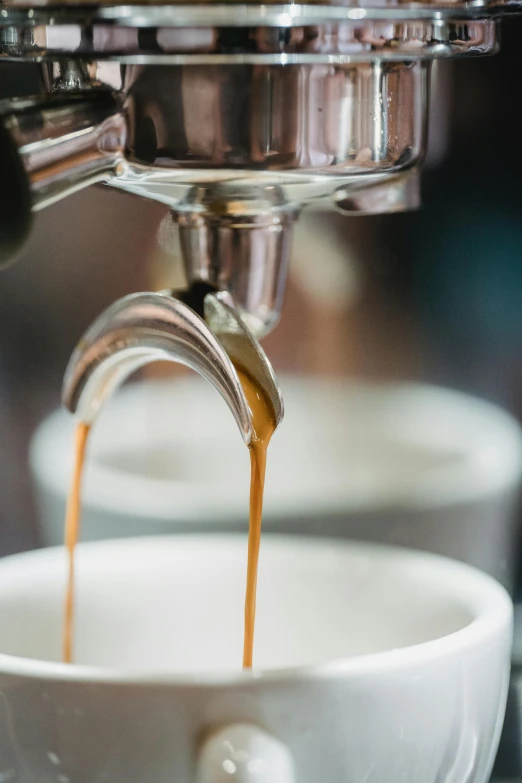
[234,366,276,669]
[63,422,90,664]
[62,369,275,669]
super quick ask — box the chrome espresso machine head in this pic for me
[0,0,515,336]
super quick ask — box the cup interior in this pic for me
[0,536,509,675]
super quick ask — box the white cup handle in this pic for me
[196,723,295,783]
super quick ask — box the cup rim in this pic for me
[0,536,512,686]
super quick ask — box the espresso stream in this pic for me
[234,366,276,668]
[62,369,275,669]
[63,422,90,664]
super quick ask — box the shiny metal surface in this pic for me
[333,167,420,214]
[62,290,283,443]
[120,62,427,175]
[173,185,298,336]
[1,91,125,210]
[0,18,499,60]
[0,2,515,24]
[0,60,428,200]
[62,291,252,441]
[204,290,284,423]
[0,61,429,190]
[0,59,428,332]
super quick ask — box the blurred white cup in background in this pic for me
[30,376,522,588]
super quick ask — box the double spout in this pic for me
[62,289,284,446]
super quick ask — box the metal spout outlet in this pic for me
[173,185,299,338]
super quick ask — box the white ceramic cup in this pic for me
[0,535,512,783]
[30,377,522,588]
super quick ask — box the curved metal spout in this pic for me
[205,291,283,426]
[62,291,283,445]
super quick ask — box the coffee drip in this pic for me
[63,422,90,664]
[61,290,282,668]
[234,366,276,669]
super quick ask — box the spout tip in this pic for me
[204,292,284,432]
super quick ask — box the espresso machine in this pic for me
[0,0,512,339]
[0,0,516,420]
